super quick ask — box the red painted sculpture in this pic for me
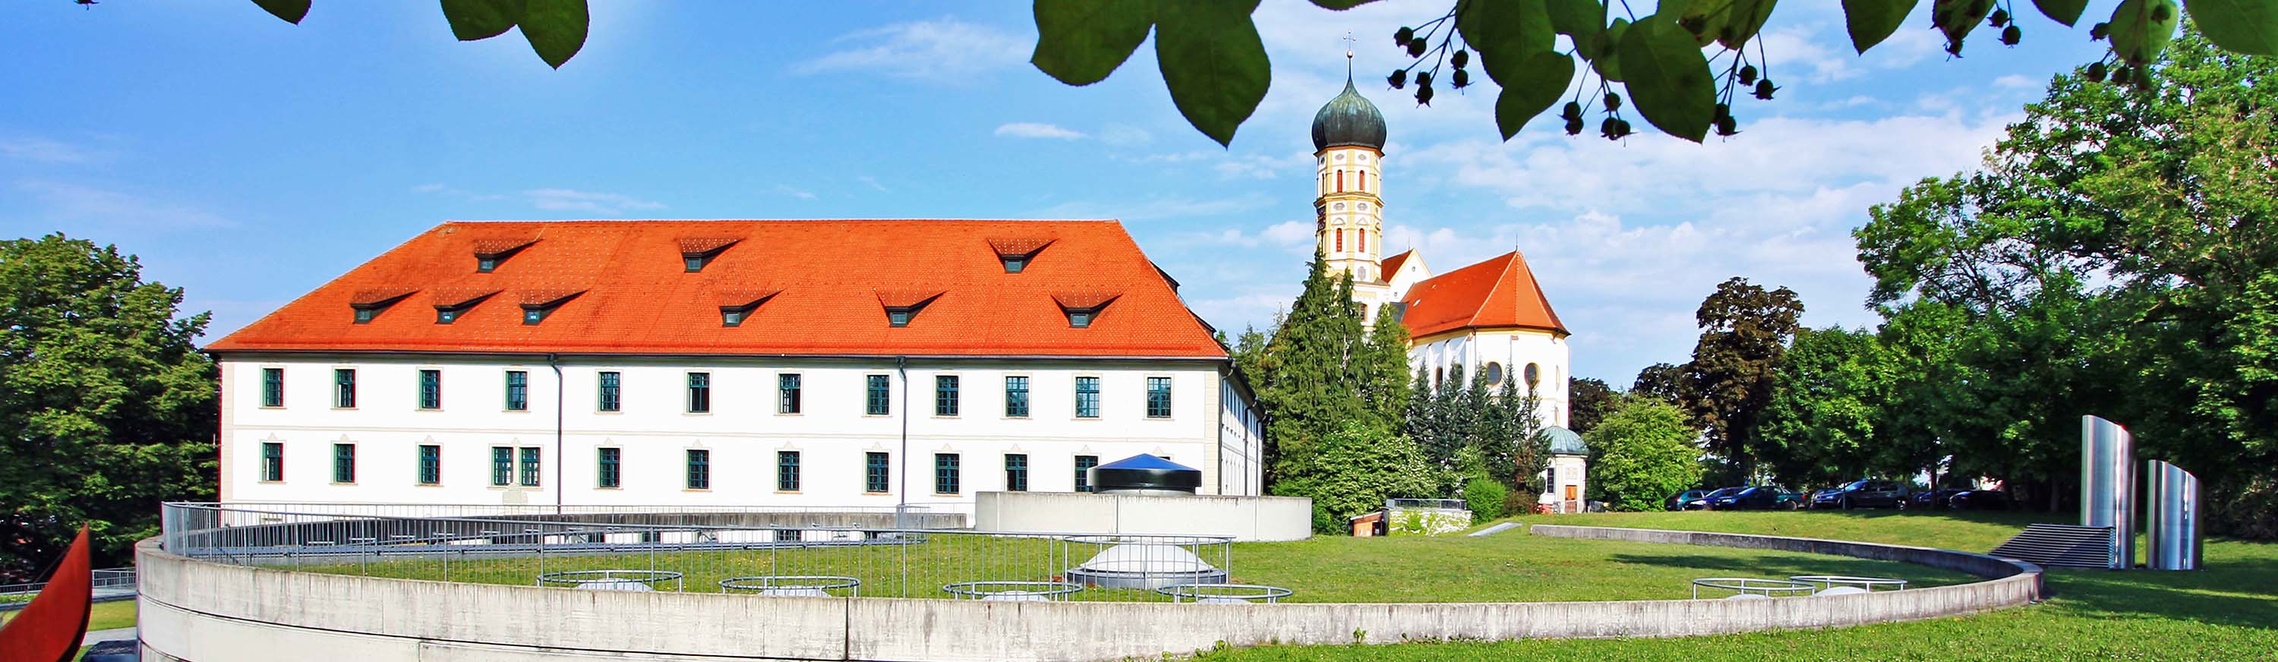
[0,526,92,662]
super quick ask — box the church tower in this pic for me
[1310,53,1395,319]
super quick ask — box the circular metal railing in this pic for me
[1154,583,1293,604]
[1689,577,1816,599]
[718,575,862,597]
[536,569,685,592]
[941,580,1085,602]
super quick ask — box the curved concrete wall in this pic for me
[138,526,2043,662]
[973,491,1313,542]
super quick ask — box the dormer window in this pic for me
[876,290,942,328]
[678,238,740,273]
[471,238,537,273]
[714,288,779,328]
[347,288,416,325]
[1053,292,1120,329]
[987,238,1054,274]
[431,289,499,325]
[518,289,584,326]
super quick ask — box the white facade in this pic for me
[218,354,1264,515]
[1408,329,1572,428]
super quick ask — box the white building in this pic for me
[207,220,1265,515]
[1310,71,1585,508]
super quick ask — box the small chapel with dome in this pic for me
[1308,64,1589,510]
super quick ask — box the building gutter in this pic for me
[548,353,564,515]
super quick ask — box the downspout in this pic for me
[549,353,563,515]
[896,356,910,528]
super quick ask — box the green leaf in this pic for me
[1033,0,1155,86]
[1459,0,1556,61]
[1155,0,1270,147]
[1546,0,1605,49]
[441,0,526,42]
[1617,14,1715,142]
[2031,0,2089,25]
[1592,18,1630,81]
[2186,0,2278,55]
[2109,0,2180,64]
[1842,0,1920,53]
[1931,0,1994,53]
[251,0,310,24]
[1673,0,1729,47]
[1717,0,1779,50]
[518,0,587,69]
[1310,0,1380,8]
[1495,51,1576,140]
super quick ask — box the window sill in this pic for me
[684,488,712,493]
[863,413,893,418]
[932,493,960,498]
[775,490,802,495]
[504,409,530,413]
[932,415,960,419]
[415,483,441,488]
[258,405,284,410]
[595,486,622,491]
[776,412,803,417]
[684,412,713,416]
[863,491,891,496]
[1004,415,1030,420]
[331,407,358,411]
[258,480,284,484]
[595,410,623,415]
[330,482,357,486]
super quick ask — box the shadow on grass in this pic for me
[2038,547,2278,631]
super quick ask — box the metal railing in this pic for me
[0,568,135,607]
[159,502,1233,603]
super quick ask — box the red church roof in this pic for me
[1398,250,1566,339]
[1380,250,1413,278]
[207,220,1226,359]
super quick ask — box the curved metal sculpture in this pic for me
[0,525,92,662]
[2082,415,2136,569]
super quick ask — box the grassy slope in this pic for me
[1201,511,2278,661]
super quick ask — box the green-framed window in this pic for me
[418,369,441,410]
[1075,455,1099,493]
[866,374,890,415]
[935,375,959,416]
[865,452,890,493]
[598,448,621,488]
[491,446,512,486]
[505,370,528,411]
[1146,376,1173,418]
[1074,376,1100,418]
[261,442,283,482]
[686,449,711,490]
[261,368,284,407]
[1005,453,1028,492]
[933,453,960,495]
[417,444,441,485]
[332,443,356,483]
[777,451,801,492]
[1004,376,1029,417]
[517,446,541,487]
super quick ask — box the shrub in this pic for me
[1463,476,1507,521]
[1586,396,1705,512]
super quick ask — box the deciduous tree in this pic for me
[1584,396,1701,511]
[0,234,217,580]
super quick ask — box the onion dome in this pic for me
[1542,426,1587,455]
[1311,77,1387,152]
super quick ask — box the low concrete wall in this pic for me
[138,525,2043,662]
[973,491,1312,542]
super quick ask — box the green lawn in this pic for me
[1198,511,2278,661]
[0,599,135,631]
[303,526,1965,603]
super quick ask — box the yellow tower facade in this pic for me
[1310,74,1396,319]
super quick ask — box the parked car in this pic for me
[1665,489,1714,512]
[1771,488,1807,510]
[1683,487,1745,511]
[1909,488,1969,510]
[1811,480,1910,510]
[1805,487,1845,510]
[1948,490,2013,511]
[1708,486,1790,511]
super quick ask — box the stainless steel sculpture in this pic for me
[2081,416,2135,569]
[2145,460,2202,571]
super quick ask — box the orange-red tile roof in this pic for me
[207,220,1227,359]
[1399,250,1567,339]
[1380,250,1412,277]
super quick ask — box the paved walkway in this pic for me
[84,626,136,645]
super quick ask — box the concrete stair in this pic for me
[1990,524,2115,569]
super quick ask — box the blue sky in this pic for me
[0,1,2111,383]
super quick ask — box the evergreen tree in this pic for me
[1358,304,1413,428]
[1257,249,1368,486]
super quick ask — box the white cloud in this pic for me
[522,188,668,215]
[0,137,96,164]
[16,180,232,230]
[995,122,1086,140]
[792,18,1026,82]
[857,175,888,192]
[774,184,818,201]
[1099,124,1153,147]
